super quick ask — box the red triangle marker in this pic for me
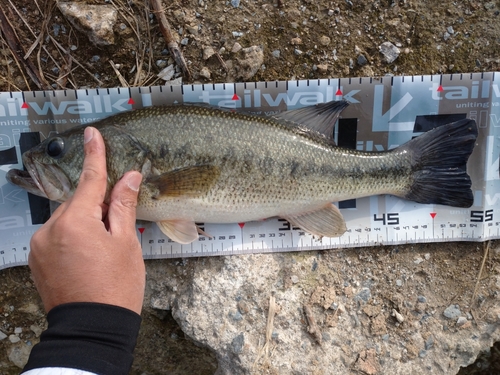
[238,223,245,229]
[437,85,444,92]
[430,213,436,219]
[128,98,135,105]
[335,89,343,96]
[21,102,28,109]
[138,227,145,234]
[232,94,240,101]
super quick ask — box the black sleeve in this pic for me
[22,302,142,375]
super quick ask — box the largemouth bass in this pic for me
[6,101,478,244]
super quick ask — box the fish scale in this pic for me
[114,106,405,223]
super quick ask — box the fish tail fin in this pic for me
[402,119,478,208]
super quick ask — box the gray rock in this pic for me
[30,325,43,338]
[8,335,20,344]
[443,304,461,319]
[199,67,211,79]
[203,46,215,60]
[231,0,240,8]
[271,50,281,58]
[8,343,31,368]
[425,335,434,350]
[145,245,500,375]
[57,2,117,46]
[0,330,7,340]
[357,54,368,66]
[232,42,243,53]
[379,42,400,63]
[157,65,175,81]
[354,287,371,303]
[231,333,244,354]
[156,60,168,69]
[236,46,264,80]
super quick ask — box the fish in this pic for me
[6,101,478,244]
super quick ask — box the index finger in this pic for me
[71,127,108,210]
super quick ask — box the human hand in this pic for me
[28,127,145,315]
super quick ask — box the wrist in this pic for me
[23,302,141,375]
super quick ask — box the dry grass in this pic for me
[0,0,159,91]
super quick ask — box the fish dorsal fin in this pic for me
[146,165,220,198]
[157,220,199,244]
[271,100,349,143]
[281,203,347,238]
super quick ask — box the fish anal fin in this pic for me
[272,100,349,143]
[156,220,199,244]
[197,225,213,239]
[147,165,220,198]
[282,203,346,238]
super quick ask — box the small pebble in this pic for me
[392,309,405,323]
[443,304,461,319]
[232,42,242,53]
[203,46,215,60]
[14,327,22,334]
[319,35,331,46]
[9,335,20,344]
[271,50,281,58]
[156,60,167,69]
[0,331,7,341]
[425,335,434,350]
[456,316,468,326]
[357,54,368,66]
[379,41,400,63]
[199,66,211,79]
[231,0,240,7]
[180,38,189,46]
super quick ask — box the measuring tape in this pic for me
[1,72,499,269]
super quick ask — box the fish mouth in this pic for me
[6,156,72,202]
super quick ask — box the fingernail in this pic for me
[126,172,142,192]
[84,127,94,144]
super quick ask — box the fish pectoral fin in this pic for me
[281,203,347,238]
[147,165,220,198]
[156,220,200,244]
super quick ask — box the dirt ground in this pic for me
[0,0,499,374]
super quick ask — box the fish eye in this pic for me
[46,137,65,158]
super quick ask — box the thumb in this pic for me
[107,171,143,235]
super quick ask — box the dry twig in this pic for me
[470,240,490,306]
[150,0,192,81]
[303,304,322,346]
[253,295,277,369]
